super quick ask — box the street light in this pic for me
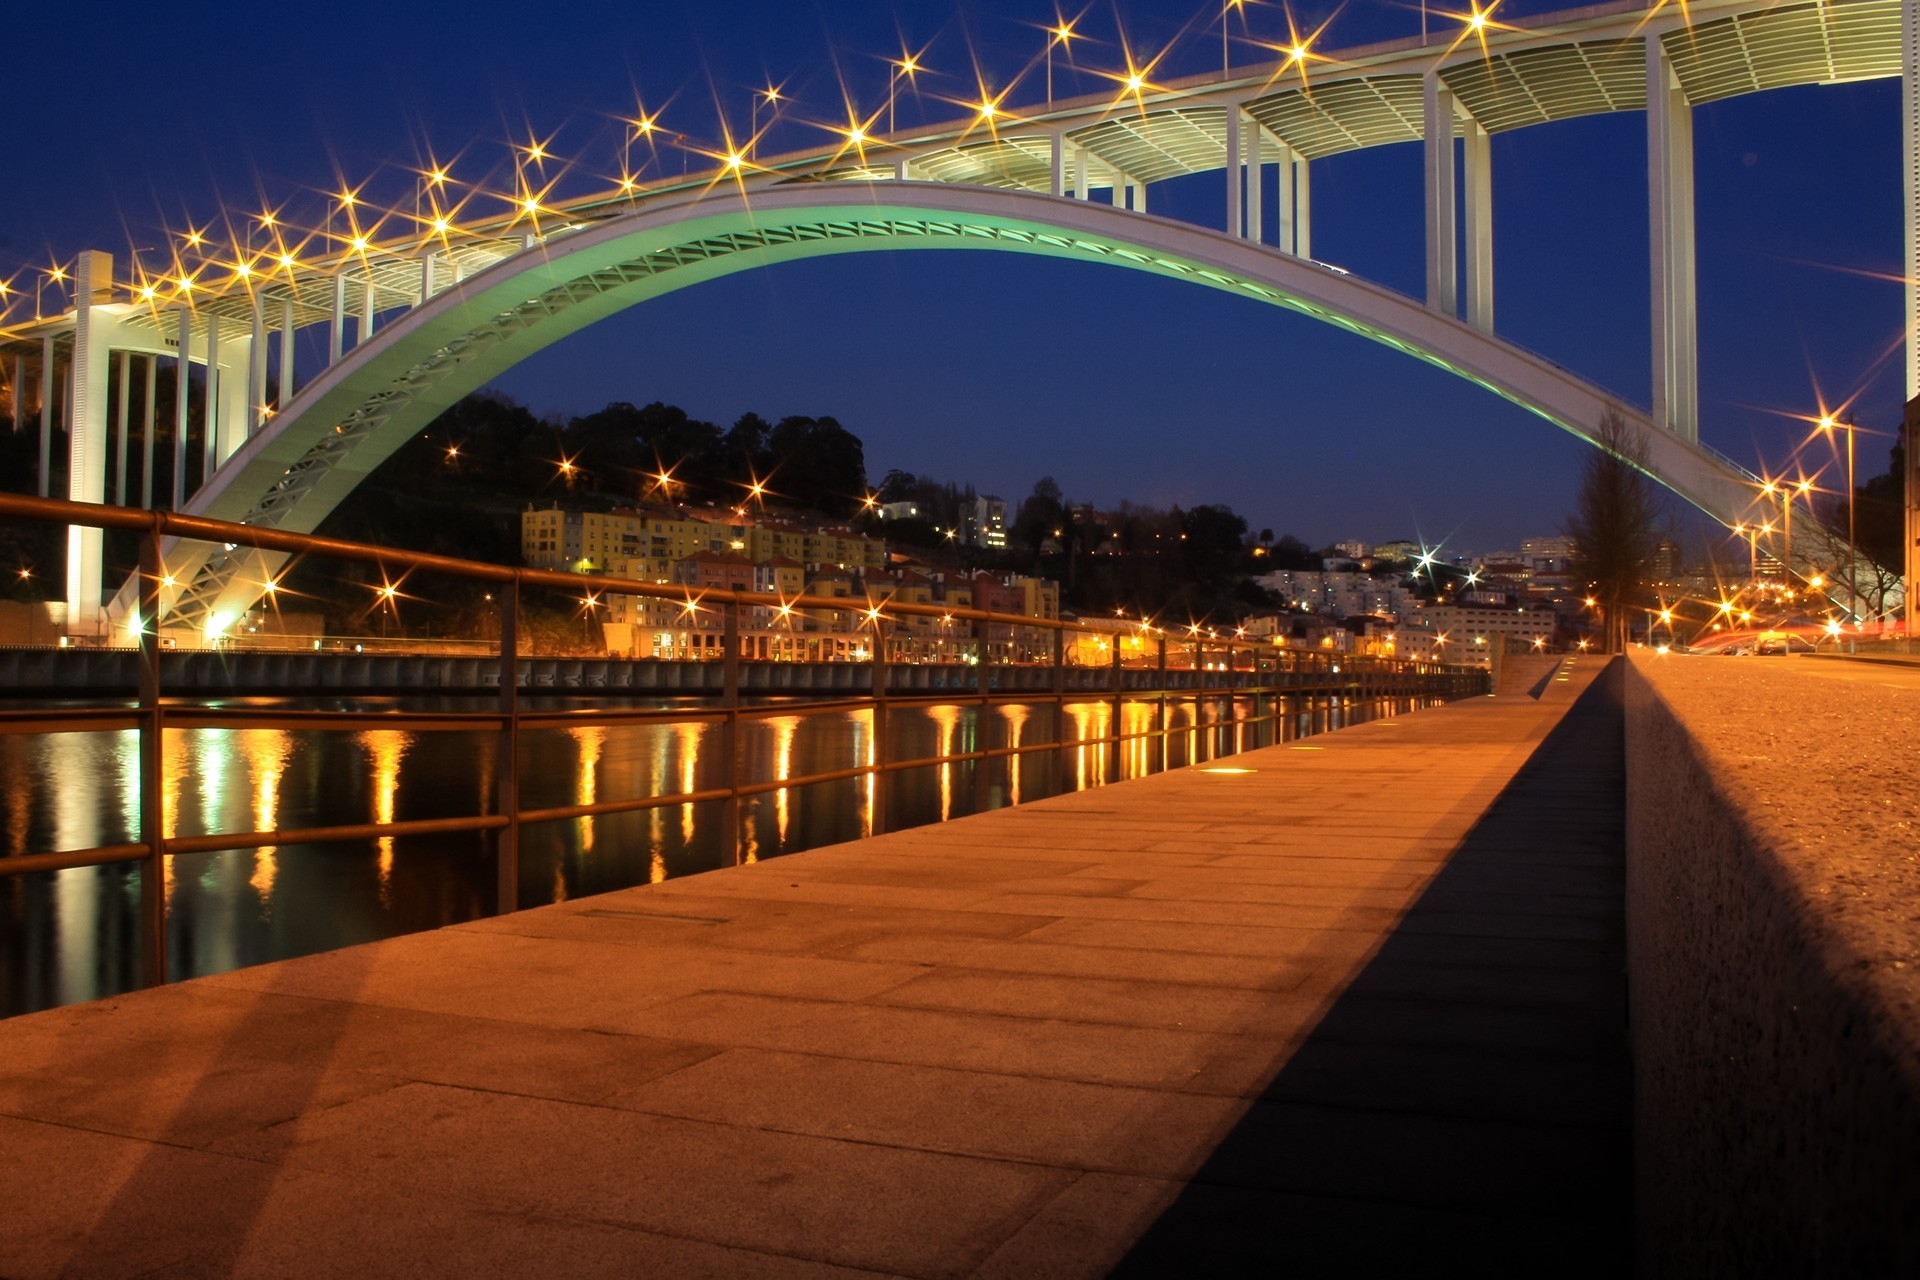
[1816,413,1859,629]
[751,85,783,155]
[1760,474,1816,587]
[888,55,919,133]
[1221,0,1244,77]
[1047,20,1076,106]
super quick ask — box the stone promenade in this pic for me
[0,661,1629,1277]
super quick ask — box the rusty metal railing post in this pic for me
[1155,635,1169,774]
[137,527,167,988]
[494,580,520,916]
[721,598,741,866]
[869,613,888,837]
[1050,622,1067,783]
[973,625,992,815]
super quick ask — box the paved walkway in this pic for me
[0,661,1629,1278]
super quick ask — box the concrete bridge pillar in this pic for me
[329,273,347,365]
[1294,154,1311,258]
[1244,115,1264,244]
[279,298,296,412]
[65,250,113,633]
[248,299,267,438]
[1905,0,1917,400]
[1277,142,1294,253]
[1464,118,1494,333]
[1423,71,1458,316]
[1225,106,1243,238]
[1648,33,1699,443]
[38,336,54,497]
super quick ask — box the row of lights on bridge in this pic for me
[0,1,1523,319]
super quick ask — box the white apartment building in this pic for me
[1257,569,1417,620]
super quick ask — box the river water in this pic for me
[0,692,1423,1019]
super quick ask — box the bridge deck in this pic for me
[0,662,1630,1277]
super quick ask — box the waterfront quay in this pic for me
[0,656,1633,1276]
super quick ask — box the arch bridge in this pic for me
[2,0,1912,636]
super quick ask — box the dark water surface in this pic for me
[1,692,1429,1018]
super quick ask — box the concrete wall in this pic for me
[0,648,1484,700]
[1624,656,1920,1274]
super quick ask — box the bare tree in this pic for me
[1567,410,1661,652]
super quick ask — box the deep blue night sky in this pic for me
[5,1,1906,554]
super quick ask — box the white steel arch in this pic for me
[133,182,1768,635]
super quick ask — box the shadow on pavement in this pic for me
[1113,660,1632,1276]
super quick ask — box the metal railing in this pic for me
[0,492,1488,990]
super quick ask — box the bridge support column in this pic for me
[1464,119,1494,333]
[172,308,189,510]
[419,251,437,306]
[1073,146,1089,200]
[1295,155,1312,258]
[140,355,156,510]
[1906,396,1918,637]
[1905,0,1918,399]
[360,276,377,345]
[1225,106,1243,237]
[329,274,346,365]
[38,336,54,497]
[1277,143,1294,252]
[65,250,113,635]
[1648,34,1698,443]
[1423,72,1458,315]
[278,300,296,409]
[248,300,267,438]
[1128,180,1146,213]
[202,316,220,482]
[1245,118,1263,243]
[1049,133,1066,198]
[114,351,130,507]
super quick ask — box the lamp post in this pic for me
[1818,413,1859,627]
[888,56,918,134]
[751,86,782,156]
[1732,522,1758,582]
[1221,0,1243,76]
[1047,22,1075,107]
[1762,475,1813,589]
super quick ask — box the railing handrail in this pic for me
[0,491,1490,1003]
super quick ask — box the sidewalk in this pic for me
[0,661,1629,1277]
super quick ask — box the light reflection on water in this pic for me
[0,692,1424,1018]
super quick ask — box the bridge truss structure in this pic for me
[1,0,1914,638]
